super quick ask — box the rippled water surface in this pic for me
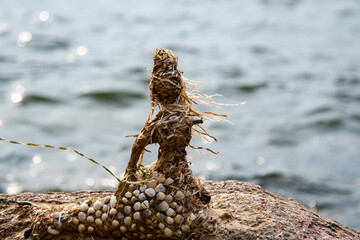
[1,0,359,230]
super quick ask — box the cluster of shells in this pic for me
[46,173,197,239]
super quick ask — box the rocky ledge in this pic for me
[0,180,359,240]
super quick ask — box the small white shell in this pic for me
[88,226,94,232]
[166,208,175,216]
[122,197,128,204]
[158,201,169,212]
[101,213,108,222]
[78,224,86,232]
[103,196,111,203]
[86,215,94,223]
[102,205,109,212]
[125,191,132,198]
[158,222,165,230]
[131,196,137,204]
[133,190,140,196]
[166,216,174,225]
[170,202,178,209]
[165,195,173,203]
[72,217,79,225]
[139,193,147,201]
[134,202,141,211]
[145,188,156,197]
[54,221,62,229]
[139,185,147,192]
[164,178,174,185]
[95,210,102,217]
[164,227,173,237]
[141,200,149,209]
[47,227,60,235]
[147,180,157,188]
[157,192,165,201]
[80,203,88,212]
[131,223,137,231]
[142,209,151,218]
[176,205,183,213]
[124,206,132,215]
[87,207,95,215]
[174,215,184,224]
[109,208,117,217]
[133,211,141,221]
[117,212,124,219]
[181,225,190,233]
[78,212,87,222]
[93,200,103,210]
[155,184,166,193]
[95,218,103,226]
[112,219,119,227]
[157,174,166,183]
[174,191,185,201]
[110,195,117,208]
[124,216,132,225]
[120,226,127,233]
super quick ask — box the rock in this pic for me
[0,182,359,240]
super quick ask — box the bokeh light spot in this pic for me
[76,46,89,56]
[32,155,42,164]
[39,11,50,22]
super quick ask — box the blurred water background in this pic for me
[0,0,359,230]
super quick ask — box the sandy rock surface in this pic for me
[1,181,359,240]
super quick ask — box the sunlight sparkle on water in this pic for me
[32,155,42,164]
[39,11,50,22]
[10,82,25,103]
[0,22,9,34]
[17,32,32,47]
[76,46,89,56]
[86,178,95,186]
[7,182,23,194]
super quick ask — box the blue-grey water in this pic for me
[0,0,359,231]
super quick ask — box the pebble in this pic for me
[93,200,103,210]
[141,200,150,209]
[176,206,183,213]
[147,180,157,188]
[78,224,86,232]
[53,221,62,229]
[122,197,128,204]
[125,191,132,198]
[145,188,156,197]
[110,195,117,208]
[165,195,173,203]
[120,226,127,233]
[174,215,184,224]
[157,174,166,183]
[164,178,174,185]
[133,211,141,221]
[181,225,190,233]
[103,196,111,203]
[142,209,151,218]
[87,207,95,215]
[131,223,137,231]
[78,212,87,222]
[139,185,147,192]
[47,227,60,235]
[80,203,88,212]
[134,202,141,211]
[174,190,185,201]
[158,201,169,212]
[86,215,94,223]
[124,216,132,225]
[124,206,132,215]
[166,208,175,216]
[109,208,117,216]
[117,212,124,219]
[133,190,140,196]
[155,184,166,193]
[101,213,108,222]
[164,227,173,237]
[129,184,135,190]
[112,220,119,227]
[131,196,137,204]
[72,217,79,225]
[166,216,174,225]
[158,222,165,230]
[157,192,165,201]
[95,210,102,217]
[95,218,103,226]
[102,205,109,212]
[170,202,178,209]
[88,226,94,233]
[139,193,147,201]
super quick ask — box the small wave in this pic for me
[236,82,268,93]
[21,94,61,106]
[79,90,145,106]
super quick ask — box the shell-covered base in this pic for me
[30,171,208,239]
